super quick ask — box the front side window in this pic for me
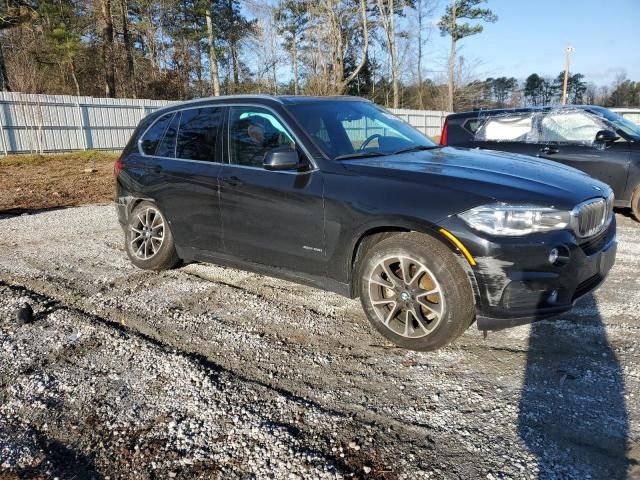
[592,107,640,141]
[228,107,295,167]
[538,111,607,145]
[176,107,223,161]
[286,100,434,160]
[623,112,640,124]
[140,112,173,155]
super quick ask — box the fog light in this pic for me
[548,290,558,304]
[548,248,559,264]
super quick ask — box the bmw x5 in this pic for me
[115,95,616,351]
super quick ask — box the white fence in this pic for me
[0,92,448,155]
[389,108,449,138]
[0,92,171,154]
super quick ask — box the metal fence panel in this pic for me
[388,108,449,138]
[0,92,448,154]
[0,92,171,154]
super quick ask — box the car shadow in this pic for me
[518,293,630,478]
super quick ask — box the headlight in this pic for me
[458,204,571,236]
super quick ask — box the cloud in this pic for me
[585,67,628,82]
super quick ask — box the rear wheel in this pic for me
[125,201,180,271]
[358,232,475,351]
[631,186,640,222]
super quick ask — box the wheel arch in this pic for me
[348,220,480,302]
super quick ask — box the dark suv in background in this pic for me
[441,106,640,220]
[115,95,616,351]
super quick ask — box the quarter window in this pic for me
[176,107,223,161]
[140,113,173,155]
[228,107,295,167]
[156,112,180,158]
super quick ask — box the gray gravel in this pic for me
[0,204,639,479]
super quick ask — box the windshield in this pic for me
[590,107,640,141]
[286,100,436,160]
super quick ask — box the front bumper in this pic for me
[440,216,617,331]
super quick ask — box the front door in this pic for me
[533,110,631,196]
[218,105,326,278]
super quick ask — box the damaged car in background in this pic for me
[440,105,640,220]
[114,95,617,351]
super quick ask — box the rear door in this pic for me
[217,105,326,278]
[149,106,225,254]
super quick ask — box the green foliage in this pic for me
[48,24,83,62]
[606,79,640,107]
[555,71,587,104]
[438,0,497,42]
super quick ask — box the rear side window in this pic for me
[176,107,222,161]
[475,113,534,142]
[140,113,173,155]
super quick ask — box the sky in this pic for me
[424,0,640,85]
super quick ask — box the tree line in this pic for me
[0,0,637,111]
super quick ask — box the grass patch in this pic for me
[1,150,120,167]
[0,150,120,212]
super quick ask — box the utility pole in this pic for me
[562,46,575,105]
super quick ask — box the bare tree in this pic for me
[99,0,117,97]
[120,0,137,97]
[205,4,220,95]
[376,0,399,107]
[275,0,308,95]
[306,0,369,95]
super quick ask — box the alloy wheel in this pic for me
[129,207,165,260]
[368,255,445,338]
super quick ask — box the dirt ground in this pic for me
[0,205,639,479]
[0,151,118,213]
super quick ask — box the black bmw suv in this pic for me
[115,95,616,351]
[441,105,640,220]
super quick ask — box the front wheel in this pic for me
[125,201,180,271]
[358,232,475,351]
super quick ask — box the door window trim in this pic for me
[137,104,225,165]
[138,103,317,173]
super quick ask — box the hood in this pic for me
[340,146,611,212]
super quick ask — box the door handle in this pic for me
[224,176,243,187]
[539,145,559,155]
[152,164,163,173]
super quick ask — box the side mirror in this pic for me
[263,147,301,171]
[595,129,619,144]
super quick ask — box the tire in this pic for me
[631,186,640,222]
[124,201,180,271]
[358,232,475,351]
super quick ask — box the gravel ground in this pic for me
[0,204,639,479]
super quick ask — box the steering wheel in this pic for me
[359,133,382,151]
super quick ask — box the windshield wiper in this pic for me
[392,145,442,155]
[333,151,390,161]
